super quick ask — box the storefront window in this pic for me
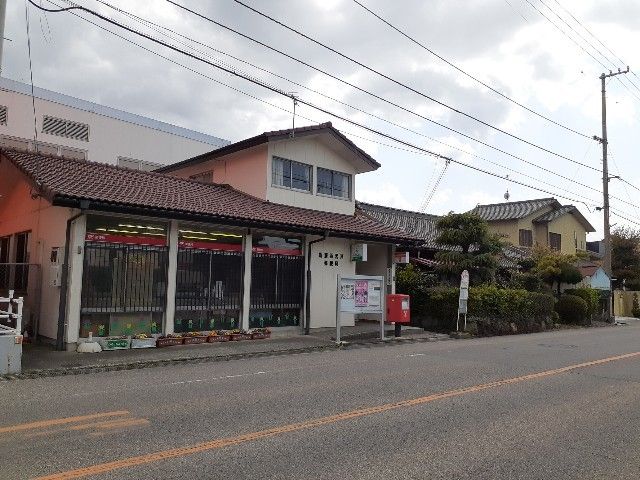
[250,234,303,328]
[80,216,169,337]
[175,227,244,332]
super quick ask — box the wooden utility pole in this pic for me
[595,67,629,319]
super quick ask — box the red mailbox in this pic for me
[386,294,410,324]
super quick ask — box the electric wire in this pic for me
[86,0,608,203]
[31,0,640,223]
[350,0,591,138]
[227,0,599,167]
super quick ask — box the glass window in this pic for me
[518,229,533,247]
[549,232,562,251]
[272,156,311,191]
[317,168,351,199]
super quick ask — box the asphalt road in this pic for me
[2,324,640,480]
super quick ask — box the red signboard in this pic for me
[85,232,167,247]
[251,246,303,256]
[178,240,242,252]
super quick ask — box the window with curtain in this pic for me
[272,156,311,191]
[317,168,351,199]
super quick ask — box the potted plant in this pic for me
[98,335,131,351]
[207,330,231,343]
[156,333,184,347]
[229,329,252,341]
[182,331,208,345]
[131,333,157,349]
[250,328,271,340]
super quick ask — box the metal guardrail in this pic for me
[0,290,24,336]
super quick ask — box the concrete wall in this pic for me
[0,84,225,166]
[613,290,639,317]
[267,137,357,215]
[0,160,70,340]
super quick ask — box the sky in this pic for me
[3,0,640,240]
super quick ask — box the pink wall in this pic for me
[0,158,72,339]
[168,145,268,199]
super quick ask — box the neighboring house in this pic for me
[357,202,527,270]
[0,77,228,168]
[0,123,415,348]
[575,263,610,290]
[470,198,595,255]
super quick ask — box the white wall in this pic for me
[267,137,357,215]
[308,236,356,328]
[0,83,226,166]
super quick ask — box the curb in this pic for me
[1,335,447,381]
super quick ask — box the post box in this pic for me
[386,294,410,324]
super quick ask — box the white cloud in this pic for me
[356,182,413,210]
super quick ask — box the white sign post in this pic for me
[336,274,385,343]
[457,270,469,331]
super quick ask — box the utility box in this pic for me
[386,294,410,324]
[0,334,22,375]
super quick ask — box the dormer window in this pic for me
[272,156,311,192]
[317,168,351,200]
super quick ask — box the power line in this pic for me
[227,0,599,168]
[350,0,591,138]
[57,0,607,207]
[522,0,640,104]
[549,0,640,90]
[33,0,640,220]
[92,0,615,202]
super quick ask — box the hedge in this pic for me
[409,284,555,333]
[555,294,589,325]
[564,288,599,319]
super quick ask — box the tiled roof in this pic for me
[157,122,380,173]
[1,149,414,244]
[357,202,441,248]
[533,205,595,232]
[470,198,560,221]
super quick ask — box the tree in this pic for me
[612,227,640,290]
[434,213,503,284]
[532,247,583,295]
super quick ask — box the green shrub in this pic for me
[555,294,589,324]
[564,288,599,318]
[411,284,555,333]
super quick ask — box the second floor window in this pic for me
[272,156,311,191]
[518,229,533,247]
[549,232,562,251]
[317,168,351,199]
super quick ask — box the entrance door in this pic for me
[13,231,29,292]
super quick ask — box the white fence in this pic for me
[0,290,23,336]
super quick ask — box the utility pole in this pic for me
[594,67,629,319]
[0,0,7,76]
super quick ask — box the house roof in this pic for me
[532,205,595,232]
[0,77,229,148]
[578,265,600,277]
[470,198,561,221]
[357,202,441,248]
[0,149,414,244]
[155,122,380,174]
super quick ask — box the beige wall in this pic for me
[355,243,391,322]
[0,161,71,339]
[547,214,588,254]
[307,236,356,328]
[613,290,638,317]
[268,137,357,215]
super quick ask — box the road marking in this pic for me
[69,418,150,431]
[168,371,268,386]
[35,350,640,480]
[0,411,129,435]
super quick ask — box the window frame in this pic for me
[316,167,352,200]
[549,232,562,251]
[518,229,533,247]
[271,156,312,193]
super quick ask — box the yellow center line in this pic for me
[35,351,640,480]
[69,418,150,431]
[0,411,130,435]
